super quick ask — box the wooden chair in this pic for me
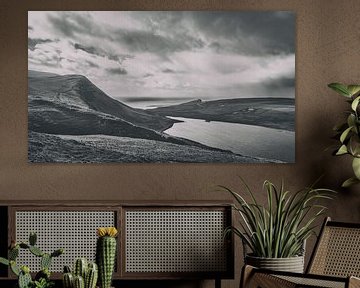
[241,217,360,288]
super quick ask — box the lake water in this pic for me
[165,117,295,163]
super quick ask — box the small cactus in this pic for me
[29,232,37,246]
[74,258,88,279]
[29,245,44,257]
[0,232,63,288]
[74,275,85,288]
[96,227,118,288]
[85,263,98,288]
[18,269,32,288]
[9,246,19,260]
[41,253,52,270]
[51,248,64,258]
[10,260,20,276]
[63,272,74,288]
[35,268,50,281]
[63,260,98,288]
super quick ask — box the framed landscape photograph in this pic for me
[28,11,295,163]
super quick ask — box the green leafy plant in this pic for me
[0,232,63,288]
[220,179,334,258]
[328,83,360,187]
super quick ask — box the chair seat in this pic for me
[277,274,346,288]
[243,266,360,288]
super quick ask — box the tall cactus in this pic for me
[96,227,118,288]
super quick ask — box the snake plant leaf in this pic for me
[340,127,353,143]
[328,83,351,97]
[347,85,360,97]
[336,144,348,155]
[342,177,360,188]
[351,96,360,111]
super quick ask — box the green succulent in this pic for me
[32,277,54,288]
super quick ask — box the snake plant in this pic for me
[221,178,335,258]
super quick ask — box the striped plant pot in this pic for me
[245,254,305,273]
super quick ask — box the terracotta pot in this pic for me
[245,254,304,273]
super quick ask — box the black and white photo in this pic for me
[28,11,295,163]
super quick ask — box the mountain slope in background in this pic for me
[28,70,175,133]
[148,98,295,131]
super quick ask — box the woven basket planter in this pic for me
[245,254,305,273]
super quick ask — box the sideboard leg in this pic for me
[215,278,221,288]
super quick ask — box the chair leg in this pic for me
[240,265,255,288]
[349,276,360,288]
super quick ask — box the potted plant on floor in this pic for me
[328,82,360,187]
[220,179,334,273]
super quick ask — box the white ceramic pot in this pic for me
[245,254,305,273]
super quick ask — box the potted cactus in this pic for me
[96,227,118,288]
[0,232,63,288]
[62,258,98,288]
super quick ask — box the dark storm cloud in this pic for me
[86,60,99,68]
[28,38,53,51]
[128,11,294,56]
[113,29,204,56]
[162,68,175,73]
[47,12,205,58]
[74,43,133,63]
[190,11,295,56]
[106,67,127,75]
[47,12,103,38]
[41,11,294,59]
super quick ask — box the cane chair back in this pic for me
[307,217,360,278]
[241,218,360,288]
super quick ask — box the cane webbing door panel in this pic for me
[122,206,233,279]
[10,207,118,276]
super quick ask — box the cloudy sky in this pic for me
[28,11,295,102]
